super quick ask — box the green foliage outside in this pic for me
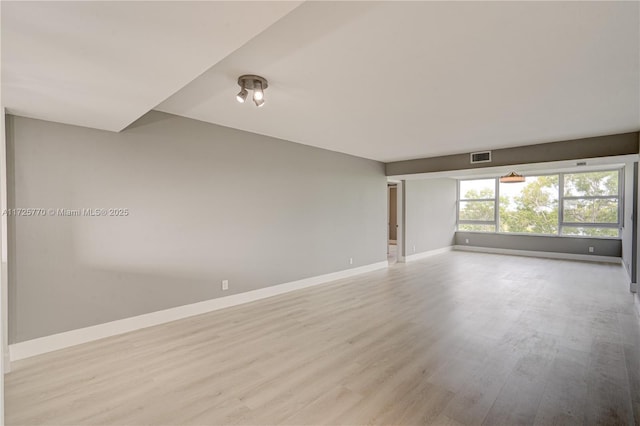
[458,171,619,237]
[564,171,618,197]
[563,171,619,233]
[500,175,559,234]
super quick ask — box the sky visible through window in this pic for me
[460,177,557,205]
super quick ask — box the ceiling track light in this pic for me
[499,171,526,183]
[236,75,268,107]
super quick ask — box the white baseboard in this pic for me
[453,245,621,264]
[400,246,452,263]
[10,261,388,362]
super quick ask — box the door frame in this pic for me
[387,179,404,262]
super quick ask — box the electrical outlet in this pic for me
[349,258,353,265]
[588,247,594,253]
[465,239,469,244]
[222,279,229,291]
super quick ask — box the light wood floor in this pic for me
[6,251,640,425]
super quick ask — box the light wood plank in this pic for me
[5,252,640,425]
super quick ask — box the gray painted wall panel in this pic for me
[6,112,387,342]
[404,179,456,254]
[387,132,639,176]
[454,232,621,257]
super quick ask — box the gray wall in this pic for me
[404,178,456,255]
[454,232,621,257]
[6,112,387,343]
[387,132,639,176]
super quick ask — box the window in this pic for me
[457,169,622,238]
[457,179,496,232]
[561,170,620,237]
[499,175,559,235]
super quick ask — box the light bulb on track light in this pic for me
[236,79,248,103]
[236,88,248,103]
[253,80,264,102]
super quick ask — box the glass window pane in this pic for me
[458,224,496,232]
[498,175,559,235]
[561,226,619,238]
[459,201,494,221]
[564,171,619,197]
[459,179,495,199]
[563,199,618,224]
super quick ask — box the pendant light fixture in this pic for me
[236,75,268,107]
[499,171,526,183]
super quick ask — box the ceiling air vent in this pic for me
[470,151,492,164]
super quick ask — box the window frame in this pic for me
[558,170,622,236]
[456,178,498,231]
[456,168,623,239]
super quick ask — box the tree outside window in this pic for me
[457,169,621,238]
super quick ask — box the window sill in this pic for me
[454,230,621,241]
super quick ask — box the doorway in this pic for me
[388,184,398,264]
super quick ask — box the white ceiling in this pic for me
[1,1,301,131]
[2,1,639,162]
